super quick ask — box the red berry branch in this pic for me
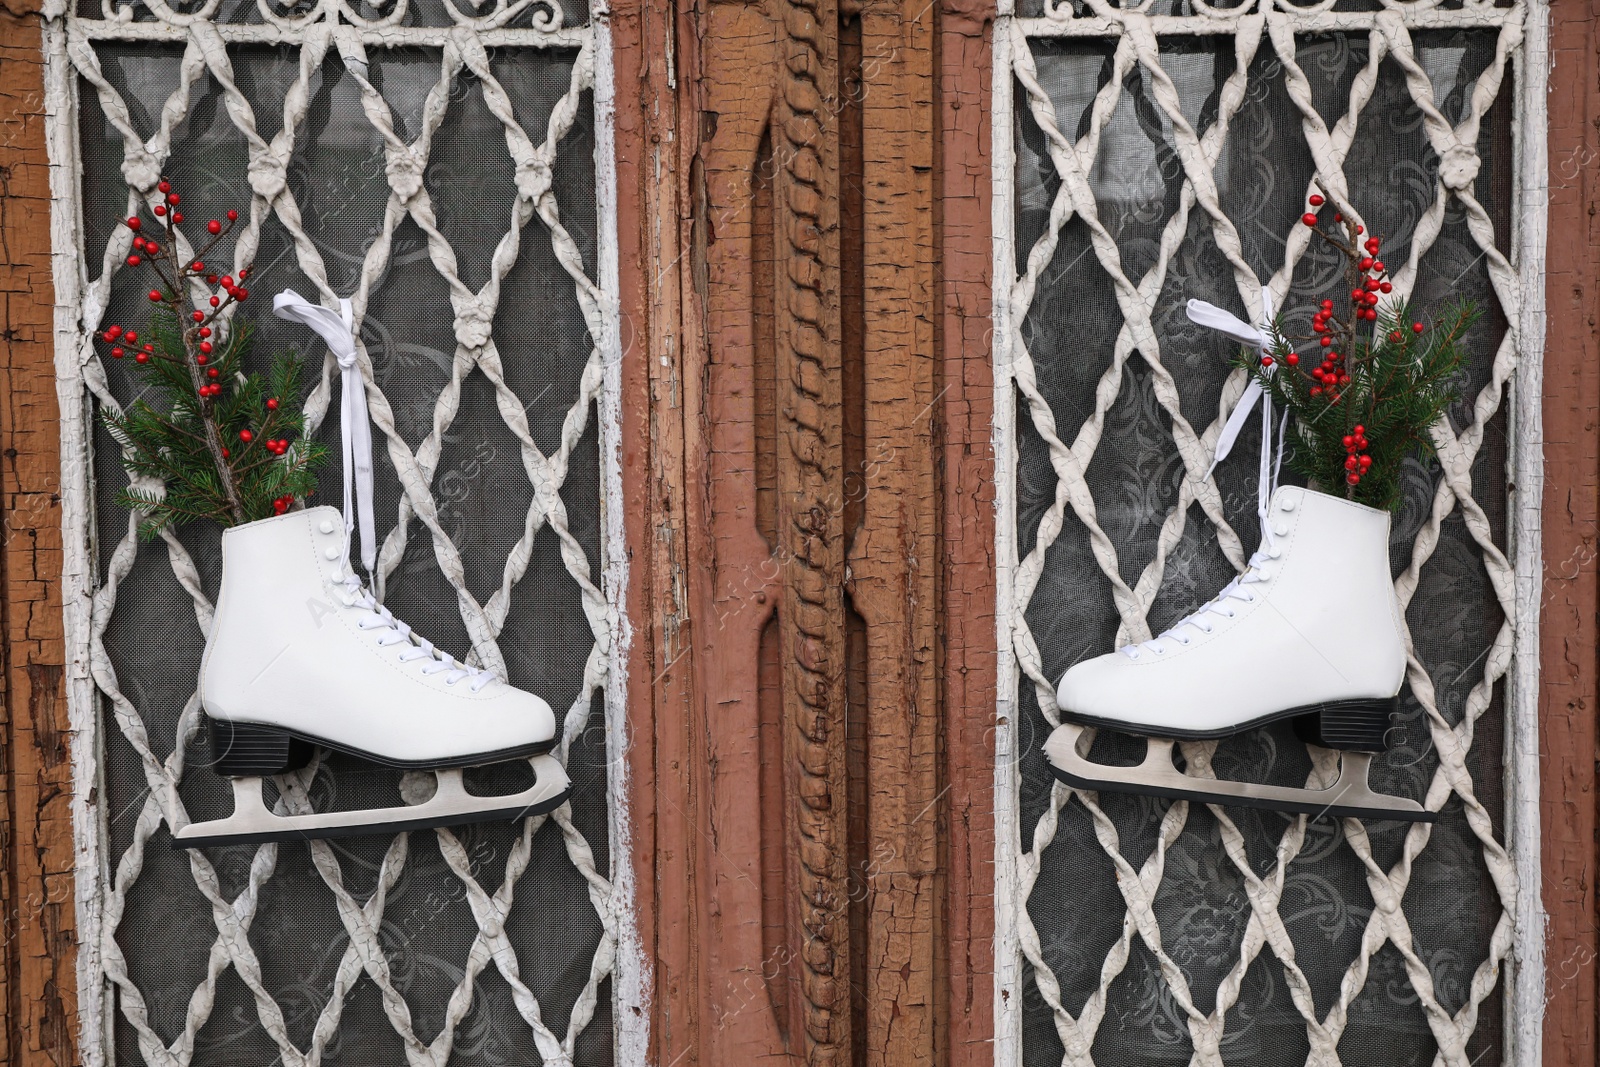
[99,179,325,535]
[1228,191,1476,510]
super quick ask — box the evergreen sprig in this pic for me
[1230,199,1475,511]
[96,178,326,537]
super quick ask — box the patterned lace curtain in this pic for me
[46,0,629,1061]
[994,3,1537,1065]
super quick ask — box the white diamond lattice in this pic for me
[42,0,635,1062]
[992,2,1546,1066]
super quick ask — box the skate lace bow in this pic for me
[1123,288,1287,659]
[272,290,377,574]
[274,290,494,692]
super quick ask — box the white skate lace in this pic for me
[1123,286,1287,660]
[343,574,497,691]
[275,290,496,694]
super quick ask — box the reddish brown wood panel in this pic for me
[610,0,996,1063]
[849,3,940,1064]
[1541,0,1600,1062]
[936,0,996,1062]
[0,10,78,1067]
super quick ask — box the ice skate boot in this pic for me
[174,292,571,847]
[1044,291,1433,822]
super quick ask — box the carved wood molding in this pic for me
[771,0,851,1059]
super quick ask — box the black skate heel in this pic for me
[1293,697,1399,752]
[207,717,315,777]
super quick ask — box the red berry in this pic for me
[1319,336,1331,347]
[1355,225,1364,234]
[135,352,149,364]
[1339,373,1351,385]
[1320,299,1333,309]
[210,296,220,307]
[1334,212,1343,222]
[208,220,221,235]
[1380,281,1393,294]
[1372,261,1384,273]
[1360,456,1372,470]
[1302,213,1318,226]
[111,347,124,359]
[1390,330,1402,342]
[1353,424,1364,434]
[196,353,207,365]
[1356,436,1367,449]
[1347,473,1360,485]
[200,341,213,354]
[221,275,234,289]
[206,274,218,284]
[1261,355,1274,367]
[1309,194,1324,206]
[171,213,183,224]
[148,289,162,302]
[1285,353,1298,367]
[198,327,211,338]
[106,324,123,339]
[167,193,180,205]
[227,209,238,221]
[207,368,219,379]
[1313,369,1325,381]
[235,288,248,301]
[1360,257,1373,270]
[153,204,165,217]
[126,216,141,231]
[192,310,205,322]
[158,180,171,193]
[1313,322,1326,334]
[1412,322,1424,333]
[142,343,153,353]
[239,429,253,442]
[1310,386,1323,397]
[126,254,141,267]
[1346,456,1358,471]
[1365,237,1380,253]
[144,241,159,255]
[222,448,229,458]
[238,268,249,279]
[266,398,280,410]
[1343,434,1355,448]
[192,260,204,271]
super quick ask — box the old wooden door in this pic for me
[3,0,1600,1064]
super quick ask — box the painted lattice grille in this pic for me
[993,4,1542,1066]
[44,0,634,1063]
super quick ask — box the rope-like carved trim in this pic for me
[774,0,849,1058]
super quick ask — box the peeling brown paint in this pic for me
[0,12,78,1067]
[1542,0,1600,1061]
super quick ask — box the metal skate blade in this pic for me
[172,754,574,848]
[1043,723,1435,823]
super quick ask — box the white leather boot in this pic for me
[199,505,558,768]
[1043,289,1433,822]
[174,292,570,847]
[1055,485,1406,746]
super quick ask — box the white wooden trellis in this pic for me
[990,1,1548,1065]
[39,0,645,1060]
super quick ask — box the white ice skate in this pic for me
[174,292,570,848]
[1044,294,1433,822]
